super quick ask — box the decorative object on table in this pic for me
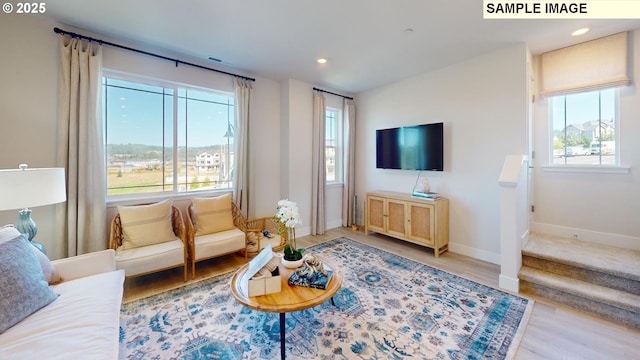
[239,244,282,297]
[274,199,304,268]
[120,237,532,360]
[0,164,66,254]
[288,253,334,290]
[412,173,437,199]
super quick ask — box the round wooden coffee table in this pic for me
[230,255,342,360]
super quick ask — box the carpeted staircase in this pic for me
[519,233,640,329]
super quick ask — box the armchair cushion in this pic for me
[118,200,176,249]
[115,239,184,277]
[191,193,235,236]
[0,236,59,334]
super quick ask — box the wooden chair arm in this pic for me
[109,213,123,250]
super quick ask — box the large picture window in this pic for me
[103,75,235,197]
[550,88,618,166]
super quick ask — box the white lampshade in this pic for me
[0,165,67,211]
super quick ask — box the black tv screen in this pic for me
[376,122,443,171]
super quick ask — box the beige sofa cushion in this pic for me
[118,200,176,250]
[192,194,235,236]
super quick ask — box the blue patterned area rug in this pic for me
[119,237,533,359]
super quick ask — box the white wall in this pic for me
[531,29,640,249]
[0,15,283,259]
[356,44,529,264]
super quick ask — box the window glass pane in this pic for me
[104,78,170,196]
[550,88,617,165]
[325,110,337,182]
[179,90,234,192]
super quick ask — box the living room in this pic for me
[1,2,639,359]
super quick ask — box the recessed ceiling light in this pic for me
[572,28,590,36]
[317,58,327,64]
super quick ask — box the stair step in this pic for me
[523,233,640,282]
[519,266,640,314]
[522,253,640,295]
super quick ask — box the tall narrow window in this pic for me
[550,88,618,166]
[325,108,342,183]
[103,75,234,197]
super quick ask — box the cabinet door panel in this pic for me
[407,202,434,245]
[387,200,407,237]
[367,196,385,233]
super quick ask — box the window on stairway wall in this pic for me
[325,107,343,184]
[102,73,235,198]
[549,88,619,166]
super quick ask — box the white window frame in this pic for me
[102,71,236,201]
[543,88,629,173]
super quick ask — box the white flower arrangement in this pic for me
[275,199,302,229]
[275,199,303,260]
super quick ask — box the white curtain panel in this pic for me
[55,37,106,257]
[311,91,326,235]
[233,79,252,218]
[341,99,356,227]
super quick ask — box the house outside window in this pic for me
[325,108,343,184]
[550,88,618,166]
[103,74,235,197]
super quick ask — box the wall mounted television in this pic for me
[376,122,443,171]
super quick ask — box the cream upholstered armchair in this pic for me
[186,193,247,279]
[109,200,188,282]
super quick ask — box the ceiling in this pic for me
[42,0,640,93]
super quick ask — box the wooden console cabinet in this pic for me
[365,191,449,257]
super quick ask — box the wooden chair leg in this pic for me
[192,259,196,280]
[184,262,188,282]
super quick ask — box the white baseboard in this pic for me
[449,242,500,265]
[296,220,343,238]
[326,219,343,231]
[499,274,520,293]
[531,222,640,251]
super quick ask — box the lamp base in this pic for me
[16,209,46,254]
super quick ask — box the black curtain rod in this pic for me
[53,27,256,82]
[313,87,354,100]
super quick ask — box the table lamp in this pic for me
[0,164,66,254]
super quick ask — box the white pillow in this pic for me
[0,224,21,244]
[117,200,177,250]
[191,193,235,236]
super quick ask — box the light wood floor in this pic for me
[123,228,640,360]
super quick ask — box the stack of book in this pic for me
[288,268,333,290]
[412,191,442,200]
